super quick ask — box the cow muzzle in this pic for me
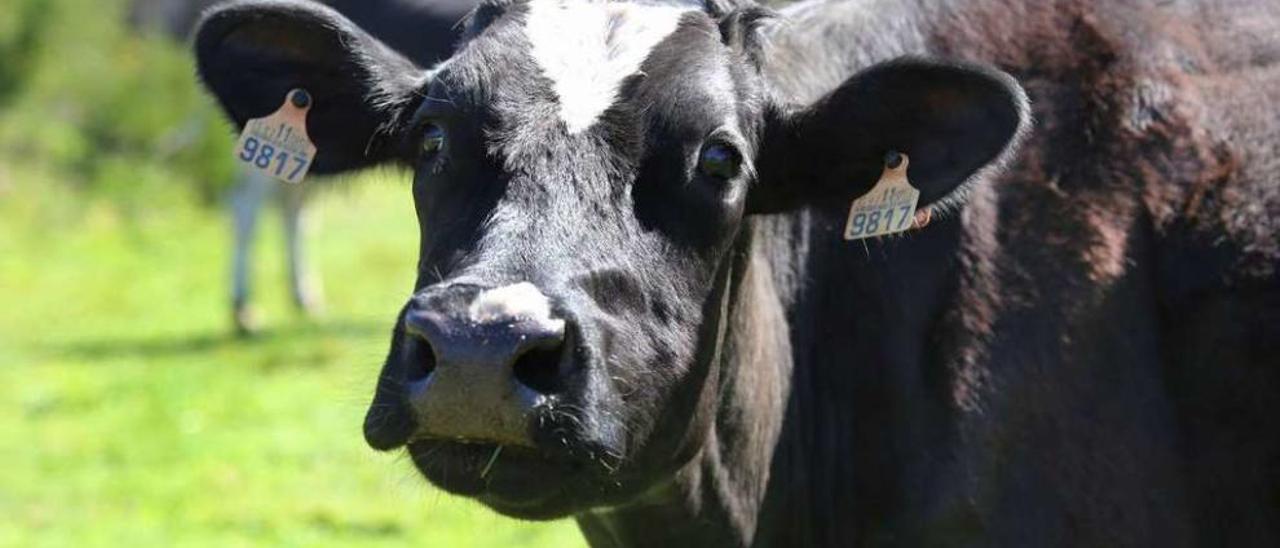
[398,282,569,448]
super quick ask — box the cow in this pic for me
[193,0,1280,545]
[129,0,476,334]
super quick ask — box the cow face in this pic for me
[196,0,1026,519]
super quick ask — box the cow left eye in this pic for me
[421,123,445,156]
[698,143,742,181]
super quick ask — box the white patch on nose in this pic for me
[468,282,557,324]
[523,0,694,134]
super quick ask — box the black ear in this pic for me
[194,0,426,174]
[751,58,1029,214]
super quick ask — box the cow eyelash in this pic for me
[697,132,752,183]
[418,122,446,153]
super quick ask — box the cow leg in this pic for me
[282,181,324,317]
[230,168,270,336]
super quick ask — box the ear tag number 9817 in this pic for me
[234,89,316,184]
[844,152,920,241]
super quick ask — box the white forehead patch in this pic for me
[468,282,559,324]
[523,0,695,134]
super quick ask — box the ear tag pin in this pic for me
[234,88,316,184]
[843,151,923,241]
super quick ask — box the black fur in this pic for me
[195,0,1026,539]
[195,0,1280,546]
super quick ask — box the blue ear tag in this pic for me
[843,152,921,241]
[233,89,316,184]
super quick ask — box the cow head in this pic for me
[195,0,1026,519]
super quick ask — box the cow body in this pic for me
[194,0,1280,545]
[728,2,1280,545]
[639,1,1280,545]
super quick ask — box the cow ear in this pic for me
[194,0,426,174]
[750,58,1028,214]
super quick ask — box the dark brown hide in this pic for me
[746,1,1280,545]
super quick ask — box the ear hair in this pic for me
[459,0,520,42]
[914,62,1032,218]
[715,5,776,66]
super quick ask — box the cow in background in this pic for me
[131,0,476,334]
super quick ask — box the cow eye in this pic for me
[698,142,741,181]
[421,123,445,156]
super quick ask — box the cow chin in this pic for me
[402,393,630,519]
[405,436,612,519]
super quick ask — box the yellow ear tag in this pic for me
[234,89,316,184]
[843,152,920,241]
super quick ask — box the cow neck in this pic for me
[574,199,982,546]
[772,207,979,545]
[575,217,790,546]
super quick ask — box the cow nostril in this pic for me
[512,340,566,395]
[404,336,437,383]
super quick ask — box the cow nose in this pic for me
[401,282,568,447]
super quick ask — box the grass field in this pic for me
[0,170,587,547]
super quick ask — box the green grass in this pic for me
[0,171,587,547]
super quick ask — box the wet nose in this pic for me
[400,282,568,447]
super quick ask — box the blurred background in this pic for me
[0,0,584,544]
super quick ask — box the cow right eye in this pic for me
[421,124,445,156]
[698,142,742,181]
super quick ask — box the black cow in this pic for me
[194,0,1280,545]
